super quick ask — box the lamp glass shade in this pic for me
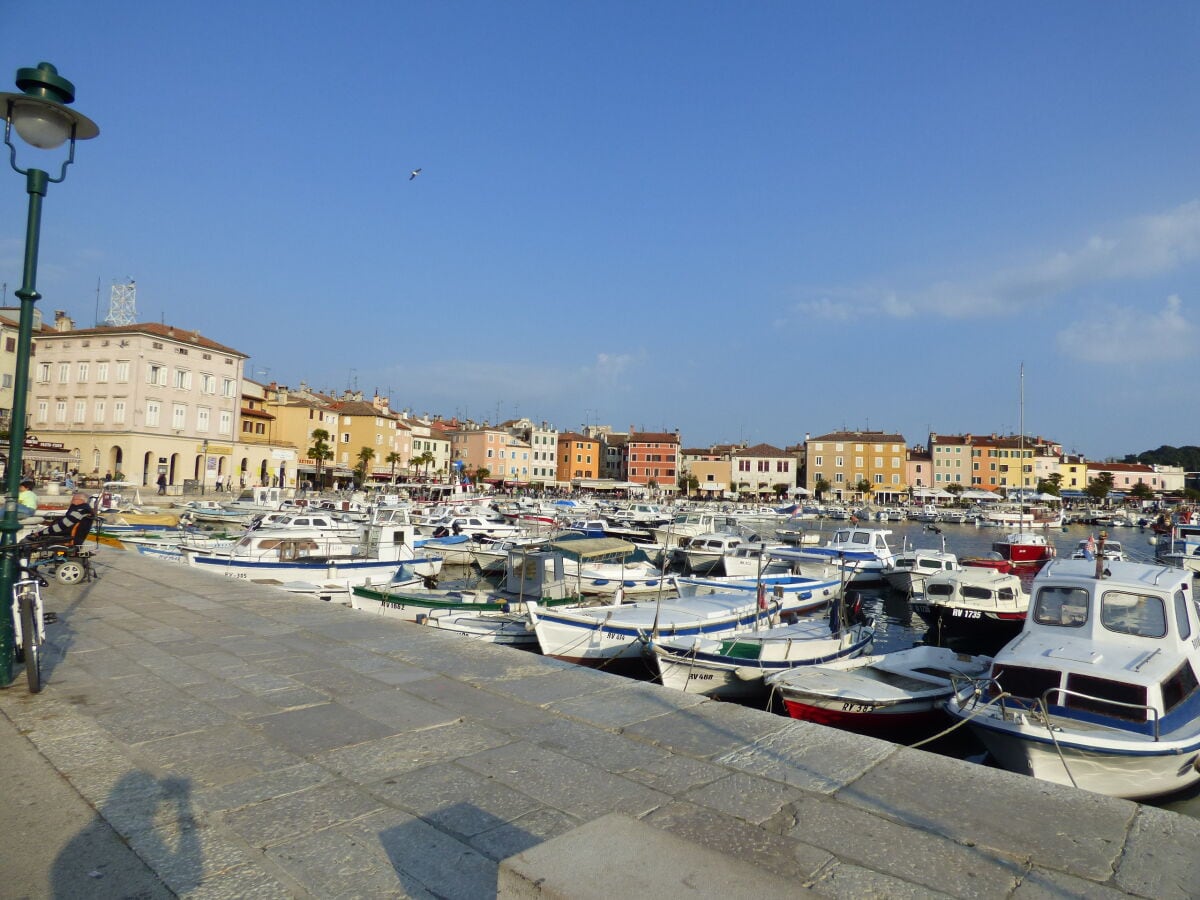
[10,99,73,149]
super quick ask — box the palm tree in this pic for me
[413,450,436,480]
[354,446,376,489]
[309,429,333,491]
[385,451,402,485]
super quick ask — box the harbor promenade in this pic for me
[1,548,1198,898]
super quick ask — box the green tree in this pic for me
[413,450,437,480]
[945,482,965,495]
[855,479,873,500]
[354,446,376,488]
[1036,473,1063,496]
[385,451,402,485]
[814,477,831,500]
[1128,482,1154,501]
[679,473,699,496]
[308,428,333,490]
[1085,471,1116,502]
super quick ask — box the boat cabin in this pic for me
[990,559,1198,732]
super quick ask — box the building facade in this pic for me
[805,430,907,500]
[28,317,246,489]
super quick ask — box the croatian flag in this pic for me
[1083,535,1096,560]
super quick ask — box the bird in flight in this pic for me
[409,168,422,180]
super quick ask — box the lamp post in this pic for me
[201,439,209,495]
[0,63,98,685]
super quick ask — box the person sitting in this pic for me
[27,492,94,547]
[17,477,39,519]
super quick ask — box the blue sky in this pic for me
[1,2,1198,460]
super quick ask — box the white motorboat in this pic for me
[1069,537,1126,563]
[770,527,896,584]
[649,511,743,549]
[910,568,1028,655]
[884,546,961,595]
[947,558,1200,799]
[670,531,745,575]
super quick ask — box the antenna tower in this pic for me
[105,279,137,326]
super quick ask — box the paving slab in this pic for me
[1,547,1194,899]
[499,812,809,898]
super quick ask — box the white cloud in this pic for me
[792,200,1200,321]
[1056,294,1196,363]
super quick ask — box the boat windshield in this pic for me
[1101,590,1166,639]
[1033,586,1090,628]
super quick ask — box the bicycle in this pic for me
[6,541,51,693]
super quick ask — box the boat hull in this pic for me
[953,705,1200,800]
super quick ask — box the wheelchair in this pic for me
[20,514,98,585]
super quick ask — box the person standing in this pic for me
[156,472,167,495]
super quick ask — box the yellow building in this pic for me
[556,431,602,483]
[805,430,907,501]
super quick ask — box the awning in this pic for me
[4,448,79,462]
[549,536,638,560]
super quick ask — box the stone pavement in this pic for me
[1,548,1198,899]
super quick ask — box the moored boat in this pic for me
[767,645,992,737]
[651,602,874,700]
[946,558,1200,799]
[911,568,1029,655]
[991,530,1056,567]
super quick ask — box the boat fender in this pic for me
[733,667,760,682]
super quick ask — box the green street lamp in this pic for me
[0,63,98,685]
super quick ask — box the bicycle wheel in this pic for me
[18,589,41,693]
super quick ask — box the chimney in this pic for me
[53,310,74,332]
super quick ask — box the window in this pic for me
[77,362,89,382]
[54,401,66,423]
[1175,590,1192,641]
[0,374,9,389]
[813,456,822,467]
[835,456,844,467]
[147,364,165,386]
[37,362,50,382]
[197,407,210,432]
[146,401,160,427]
[35,400,47,423]
[201,373,216,394]
[174,369,191,390]
[172,404,186,430]
[222,377,235,398]
[73,400,86,423]
[116,361,130,383]
[113,401,126,425]
[218,410,232,435]
[1034,586,1089,628]
[1101,589,1166,639]
[341,433,350,443]
[96,362,108,383]
[4,337,13,353]
[94,400,105,423]
[57,363,69,383]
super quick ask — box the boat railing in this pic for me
[1039,686,1162,741]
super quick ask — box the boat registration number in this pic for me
[840,701,876,713]
[226,572,248,579]
[952,609,982,619]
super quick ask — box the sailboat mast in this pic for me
[1017,363,1026,534]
